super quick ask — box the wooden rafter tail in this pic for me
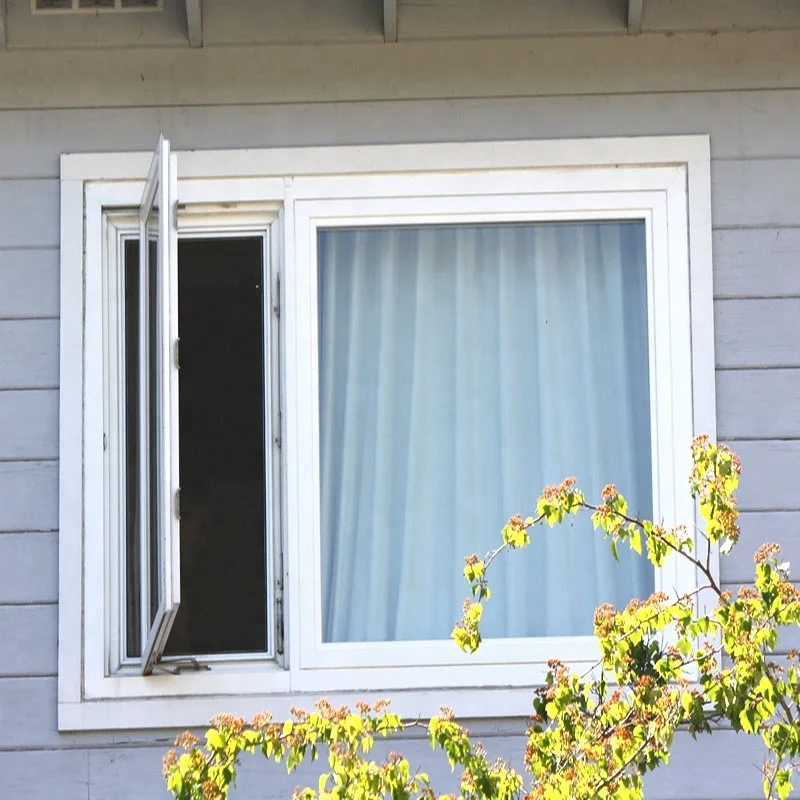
[383,0,397,43]
[628,0,643,34]
[185,0,203,47]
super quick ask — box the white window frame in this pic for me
[58,136,716,731]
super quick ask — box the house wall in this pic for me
[1,8,799,797]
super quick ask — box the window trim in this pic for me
[58,136,716,731]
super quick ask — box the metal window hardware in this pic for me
[151,658,211,675]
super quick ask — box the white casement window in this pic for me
[58,136,715,731]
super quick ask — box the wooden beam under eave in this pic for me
[383,0,398,43]
[628,0,643,34]
[185,0,203,48]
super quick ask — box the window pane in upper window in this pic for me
[163,237,269,657]
[318,221,654,644]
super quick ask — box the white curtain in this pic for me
[318,221,653,643]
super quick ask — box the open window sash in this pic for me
[138,135,181,675]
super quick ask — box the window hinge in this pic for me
[152,658,211,675]
[273,273,281,318]
[103,433,107,451]
[175,488,181,520]
[274,409,282,450]
[174,338,180,369]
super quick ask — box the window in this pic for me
[58,136,715,730]
[33,0,161,14]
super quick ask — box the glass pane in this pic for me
[163,237,268,656]
[318,221,654,644]
[124,240,141,659]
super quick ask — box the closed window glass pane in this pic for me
[318,221,653,644]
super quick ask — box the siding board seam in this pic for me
[0,528,58,534]
[714,295,800,302]
[0,386,59,392]
[718,437,800,442]
[0,458,60,465]
[6,85,800,114]
[0,315,59,322]
[0,600,57,607]
[715,364,800,371]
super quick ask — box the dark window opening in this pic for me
[124,236,269,659]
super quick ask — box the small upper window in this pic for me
[33,0,160,13]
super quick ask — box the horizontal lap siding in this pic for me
[0,249,59,319]
[0,532,58,604]
[0,319,59,389]
[0,390,58,460]
[1,91,800,179]
[0,605,57,676]
[0,82,797,800]
[0,462,58,531]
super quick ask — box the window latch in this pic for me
[273,273,281,318]
[151,658,211,675]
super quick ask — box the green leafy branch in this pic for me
[164,437,800,800]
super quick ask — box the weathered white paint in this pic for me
[1,31,800,109]
[0,532,58,603]
[0,319,59,389]
[0,604,57,676]
[0,390,58,459]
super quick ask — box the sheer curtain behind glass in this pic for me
[318,221,653,644]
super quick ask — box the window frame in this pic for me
[58,136,716,731]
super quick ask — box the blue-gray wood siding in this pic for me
[1,39,800,798]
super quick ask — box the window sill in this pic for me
[59,683,547,732]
